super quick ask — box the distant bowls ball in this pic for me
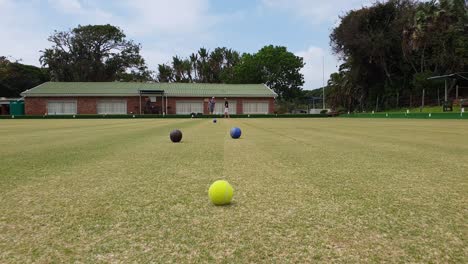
[170,129,183,143]
[230,127,242,139]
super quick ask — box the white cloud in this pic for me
[0,0,218,68]
[0,0,115,66]
[39,0,220,37]
[261,0,373,24]
[116,0,218,36]
[295,46,340,90]
[0,0,50,65]
[48,0,113,24]
[48,0,83,14]
[108,0,225,72]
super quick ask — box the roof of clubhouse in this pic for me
[21,82,277,98]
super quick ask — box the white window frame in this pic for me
[243,101,269,114]
[176,101,204,114]
[97,100,127,114]
[47,100,77,115]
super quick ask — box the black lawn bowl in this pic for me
[170,129,183,143]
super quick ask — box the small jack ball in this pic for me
[170,129,182,143]
[230,127,242,139]
[213,119,217,123]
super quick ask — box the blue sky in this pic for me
[0,0,372,89]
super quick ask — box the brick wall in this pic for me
[0,105,9,115]
[78,98,97,114]
[25,97,47,115]
[24,96,276,115]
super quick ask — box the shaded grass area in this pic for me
[341,112,467,119]
[0,119,467,262]
[384,105,462,113]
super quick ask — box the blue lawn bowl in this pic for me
[230,127,242,139]
[213,119,217,123]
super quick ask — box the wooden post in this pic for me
[375,96,379,112]
[396,91,399,108]
[456,85,459,99]
[322,56,325,110]
[161,94,164,114]
[445,79,448,102]
[437,88,440,106]
[420,89,425,112]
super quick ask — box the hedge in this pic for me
[0,114,329,119]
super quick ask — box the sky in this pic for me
[0,0,373,90]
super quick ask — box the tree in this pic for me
[157,64,174,82]
[172,56,187,82]
[329,0,467,111]
[40,24,151,82]
[331,0,415,109]
[232,45,305,100]
[219,48,241,82]
[0,57,50,97]
[197,48,210,83]
[117,69,155,82]
[189,53,199,80]
[156,47,242,84]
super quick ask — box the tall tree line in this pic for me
[157,47,241,83]
[157,45,304,100]
[329,0,467,111]
[0,57,49,97]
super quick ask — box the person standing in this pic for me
[208,97,216,114]
[224,98,230,118]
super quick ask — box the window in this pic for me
[47,101,77,115]
[243,102,269,114]
[176,101,203,114]
[97,100,127,114]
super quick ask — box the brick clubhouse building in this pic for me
[21,82,277,115]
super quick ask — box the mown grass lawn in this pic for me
[0,118,467,263]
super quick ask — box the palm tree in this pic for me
[182,59,192,82]
[223,49,240,82]
[157,64,173,82]
[189,53,198,82]
[172,56,184,82]
[198,48,209,82]
[209,48,225,83]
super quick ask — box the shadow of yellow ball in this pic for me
[208,180,234,205]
